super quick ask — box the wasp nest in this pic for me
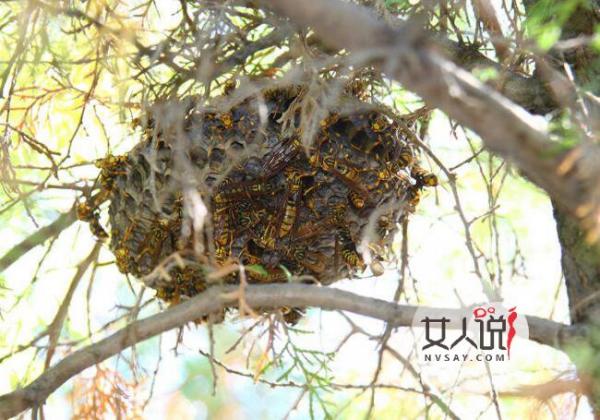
[80,86,436,306]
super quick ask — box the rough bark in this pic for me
[526,0,600,409]
[554,204,600,323]
[545,0,600,325]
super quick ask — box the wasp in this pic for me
[329,202,348,226]
[133,218,173,270]
[278,168,303,238]
[95,154,128,193]
[215,246,230,264]
[364,166,393,191]
[377,215,394,232]
[319,113,340,129]
[302,179,328,213]
[411,165,438,187]
[237,238,262,265]
[319,155,335,172]
[235,203,254,229]
[371,115,388,132]
[113,221,138,256]
[294,204,340,240]
[398,146,414,168]
[367,162,402,192]
[348,190,365,209]
[77,200,108,240]
[345,79,369,100]
[76,202,94,221]
[95,154,128,171]
[261,135,302,178]
[256,217,278,250]
[236,212,254,230]
[295,219,331,241]
[219,112,233,129]
[337,227,366,271]
[304,192,318,216]
[151,218,171,241]
[406,186,421,207]
[89,214,109,240]
[281,307,305,324]
[213,180,274,206]
[333,160,363,187]
[236,204,267,231]
[294,203,347,241]
[155,286,173,301]
[319,155,371,200]
[114,247,131,273]
[213,205,234,263]
[308,153,321,169]
[214,223,232,249]
[241,251,262,266]
[217,174,235,191]
[287,246,326,274]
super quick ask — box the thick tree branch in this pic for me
[0,283,584,419]
[257,0,600,237]
[438,38,556,113]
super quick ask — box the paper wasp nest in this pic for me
[85,87,436,305]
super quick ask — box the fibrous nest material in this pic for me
[79,85,437,307]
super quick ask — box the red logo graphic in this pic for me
[413,302,528,364]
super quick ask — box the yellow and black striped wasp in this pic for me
[336,227,366,272]
[411,164,438,188]
[76,201,108,240]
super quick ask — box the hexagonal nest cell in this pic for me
[81,85,437,307]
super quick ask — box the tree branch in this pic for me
[0,209,76,273]
[257,0,600,237]
[438,37,556,114]
[0,283,584,419]
[0,192,107,273]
